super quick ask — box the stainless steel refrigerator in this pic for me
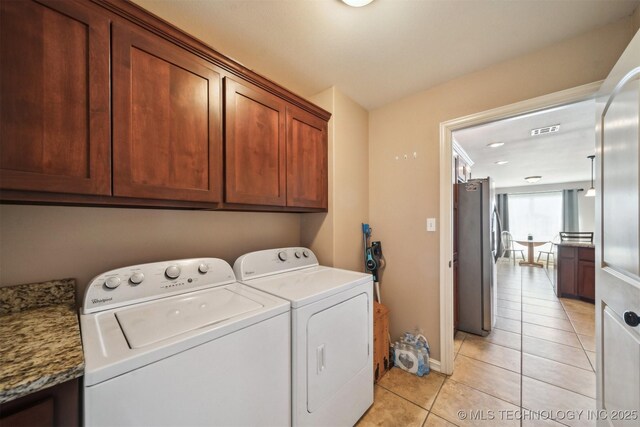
[457,178,498,336]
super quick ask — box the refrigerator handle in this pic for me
[493,205,503,263]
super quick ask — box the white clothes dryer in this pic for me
[234,248,373,426]
[80,258,291,427]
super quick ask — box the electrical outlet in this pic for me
[427,218,436,232]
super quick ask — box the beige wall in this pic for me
[369,18,638,361]
[0,206,300,299]
[301,87,369,272]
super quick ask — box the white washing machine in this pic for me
[234,247,373,426]
[80,258,291,427]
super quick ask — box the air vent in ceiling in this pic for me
[530,124,560,136]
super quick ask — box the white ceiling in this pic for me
[453,99,596,188]
[132,0,639,110]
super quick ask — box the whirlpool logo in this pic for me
[92,297,112,304]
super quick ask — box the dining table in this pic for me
[514,238,548,268]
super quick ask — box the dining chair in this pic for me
[500,231,525,265]
[537,234,559,269]
[559,231,594,243]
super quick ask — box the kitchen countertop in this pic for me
[0,279,84,404]
[557,242,595,248]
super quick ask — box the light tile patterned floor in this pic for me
[356,259,596,426]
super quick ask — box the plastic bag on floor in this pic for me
[392,331,430,376]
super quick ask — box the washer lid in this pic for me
[242,266,372,308]
[115,287,263,348]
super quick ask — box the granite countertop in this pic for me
[558,242,595,248]
[0,279,84,404]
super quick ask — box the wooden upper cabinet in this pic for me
[225,78,286,206]
[286,107,328,209]
[112,23,222,202]
[0,0,110,195]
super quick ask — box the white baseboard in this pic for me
[429,359,442,373]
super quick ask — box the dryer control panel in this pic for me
[83,258,236,314]
[234,247,319,281]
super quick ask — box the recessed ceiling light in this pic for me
[487,142,504,148]
[341,0,374,7]
[531,124,560,136]
[495,160,508,165]
[524,176,542,183]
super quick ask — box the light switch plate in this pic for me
[427,218,436,232]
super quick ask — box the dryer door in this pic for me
[307,292,369,412]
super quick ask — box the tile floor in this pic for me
[357,259,596,427]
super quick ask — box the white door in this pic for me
[596,30,640,425]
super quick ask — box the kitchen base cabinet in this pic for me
[556,245,595,302]
[0,379,79,427]
[577,260,596,301]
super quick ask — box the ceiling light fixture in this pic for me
[530,124,560,136]
[524,176,542,183]
[341,0,374,7]
[487,142,504,148]
[585,155,596,197]
[495,160,509,165]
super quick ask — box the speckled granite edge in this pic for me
[0,278,75,315]
[0,362,84,404]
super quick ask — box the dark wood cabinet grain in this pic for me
[0,0,329,212]
[577,260,595,300]
[224,78,286,206]
[556,245,595,302]
[0,0,110,195]
[557,246,577,296]
[0,398,53,427]
[286,106,328,209]
[112,22,222,203]
[0,379,79,427]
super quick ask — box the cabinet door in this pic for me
[0,0,110,195]
[112,23,222,202]
[0,398,54,427]
[557,247,577,297]
[286,107,328,209]
[225,78,286,206]
[577,260,595,301]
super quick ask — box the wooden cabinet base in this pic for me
[0,190,326,213]
[373,301,390,383]
[556,245,595,302]
[0,379,79,427]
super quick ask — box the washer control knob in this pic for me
[278,251,288,262]
[104,276,121,289]
[294,251,302,259]
[198,263,209,274]
[165,265,181,280]
[129,272,144,285]
[302,250,310,258]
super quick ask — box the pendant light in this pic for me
[342,0,374,6]
[585,155,596,197]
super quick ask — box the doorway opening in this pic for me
[438,81,601,378]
